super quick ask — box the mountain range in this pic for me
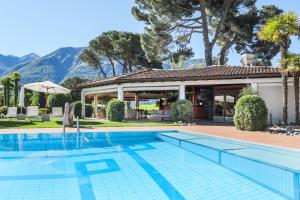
[0,47,205,84]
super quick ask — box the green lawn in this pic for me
[0,118,175,129]
[138,104,159,110]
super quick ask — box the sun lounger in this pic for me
[3,107,17,118]
[26,106,39,118]
[147,110,172,121]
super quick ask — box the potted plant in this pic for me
[39,108,50,121]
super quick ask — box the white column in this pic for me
[117,86,123,100]
[81,92,85,118]
[251,82,258,93]
[179,84,186,100]
[93,95,98,118]
[135,94,139,119]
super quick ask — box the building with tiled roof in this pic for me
[80,66,281,88]
[80,65,296,123]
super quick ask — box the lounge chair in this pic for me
[26,106,39,118]
[161,110,172,121]
[125,110,136,119]
[51,107,63,117]
[147,110,172,121]
[3,107,17,118]
[156,110,172,121]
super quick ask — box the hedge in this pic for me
[234,95,268,131]
[170,99,193,122]
[48,93,72,109]
[73,101,82,118]
[106,99,125,121]
[85,104,93,118]
[73,101,93,118]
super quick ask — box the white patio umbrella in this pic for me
[19,81,70,108]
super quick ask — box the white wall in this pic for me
[258,83,297,123]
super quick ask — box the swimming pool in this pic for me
[0,130,298,200]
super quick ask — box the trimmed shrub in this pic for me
[85,104,94,118]
[73,101,82,118]
[234,95,268,131]
[48,93,72,109]
[106,99,125,121]
[73,102,93,118]
[170,100,193,122]
[240,86,258,97]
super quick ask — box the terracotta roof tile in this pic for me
[80,65,281,88]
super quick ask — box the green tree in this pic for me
[90,31,118,76]
[236,5,283,66]
[0,76,12,106]
[132,0,257,66]
[0,93,4,106]
[0,79,6,106]
[11,72,21,106]
[61,77,89,101]
[112,31,158,73]
[81,31,162,76]
[283,53,300,124]
[108,31,141,73]
[258,12,300,124]
[80,48,107,78]
[209,1,258,65]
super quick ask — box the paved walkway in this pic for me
[0,125,299,150]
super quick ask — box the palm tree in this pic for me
[258,12,300,125]
[0,76,12,106]
[11,72,21,107]
[0,79,6,106]
[284,53,300,125]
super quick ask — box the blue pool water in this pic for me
[0,131,299,200]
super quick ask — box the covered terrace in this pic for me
[79,65,283,123]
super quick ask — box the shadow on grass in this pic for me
[0,118,175,129]
[0,119,63,129]
[0,120,35,128]
[75,120,104,129]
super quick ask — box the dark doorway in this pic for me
[213,85,245,123]
[186,86,214,120]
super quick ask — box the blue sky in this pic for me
[0,0,299,65]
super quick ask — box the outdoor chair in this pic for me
[161,110,172,121]
[147,110,164,121]
[153,110,172,121]
[125,110,136,119]
[26,106,39,118]
[51,107,63,117]
[3,107,17,118]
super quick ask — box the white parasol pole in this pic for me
[19,86,25,112]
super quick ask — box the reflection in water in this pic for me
[18,134,23,151]
[0,132,159,152]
